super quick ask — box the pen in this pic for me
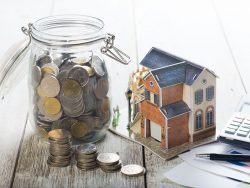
[196,153,250,162]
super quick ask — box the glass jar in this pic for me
[0,15,130,144]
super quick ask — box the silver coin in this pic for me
[57,70,68,85]
[40,75,60,97]
[91,56,105,77]
[36,55,52,67]
[32,65,42,87]
[97,153,120,165]
[120,164,145,177]
[94,77,109,100]
[68,65,89,87]
[76,143,97,155]
[100,160,122,170]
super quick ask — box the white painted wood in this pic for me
[52,0,138,109]
[150,121,162,141]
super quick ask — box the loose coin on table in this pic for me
[97,153,121,173]
[121,164,146,177]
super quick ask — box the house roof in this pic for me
[141,47,215,87]
[140,48,184,69]
[160,100,191,119]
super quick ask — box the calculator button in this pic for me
[232,119,243,123]
[234,116,244,120]
[230,122,241,126]
[237,130,248,137]
[227,125,239,130]
[239,127,250,132]
[225,128,236,134]
[242,124,250,129]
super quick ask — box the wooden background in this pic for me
[0,0,249,187]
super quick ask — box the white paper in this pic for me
[179,142,250,183]
[165,162,244,188]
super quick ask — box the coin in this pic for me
[37,86,47,98]
[71,57,91,65]
[100,160,122,171]
[40,75,60,97]
[36,55,52,67]
[62,79,82,97]
[68,65,90,87]
[52,118,77,131]
[57,70,68,85]
[120,164,145,177]
[76,152,98,159]
[91,56,105,77]
[41,63,59,76]
[82,65,95,77]
[32,65,42,87]
[94,77,109,100]
[71,121,90,139]
[48,129,71,140]
[76,143,97,155]
[97,153,120,165]
[45,110,63,121]
[44,97,61,115]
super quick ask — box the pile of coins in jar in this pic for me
[32,53,111,141]
[46,130,146,176]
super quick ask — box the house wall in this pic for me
[161,83,183,106]
[143,74,160,94]
[189,69,216,142]
[167,113,190,148]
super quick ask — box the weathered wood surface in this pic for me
[0,0,249,187]
[12,122,145,188]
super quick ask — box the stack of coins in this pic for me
[97,153,122,173]
[75,144,98,171]
[31,53,111,142]
[47,129,72,167]
[121,164,146,177]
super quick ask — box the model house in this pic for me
[130,47,216,149]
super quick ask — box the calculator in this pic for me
[218,96,250,150]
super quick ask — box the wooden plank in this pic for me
[212,0,250,92]
[0,1,58,187]
[0,78,28,188]
[133,0,247,187]
[12,122,145,188]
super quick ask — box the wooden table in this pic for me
[0,0,249,187]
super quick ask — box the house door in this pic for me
[150,121,161,142]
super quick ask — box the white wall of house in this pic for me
[189,69,216,142]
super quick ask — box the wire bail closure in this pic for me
[101,33,131,65]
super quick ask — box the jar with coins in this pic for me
[0,15,130,144]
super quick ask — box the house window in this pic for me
[145,89,150,100]
[149,81,154,87]
[154,94,159,106]
[195,110,203,130]
[195,89,203,105]
[206,86,214,101]
[150,92,154,103]
[206,107,214,127]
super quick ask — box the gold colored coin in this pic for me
[41,67,55,75]
[48,129,71,140]
[44,97,61,115]
[71,121,89,139]
[82,66,95,77]
[72,57,90,65]
[62,79,82,97]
